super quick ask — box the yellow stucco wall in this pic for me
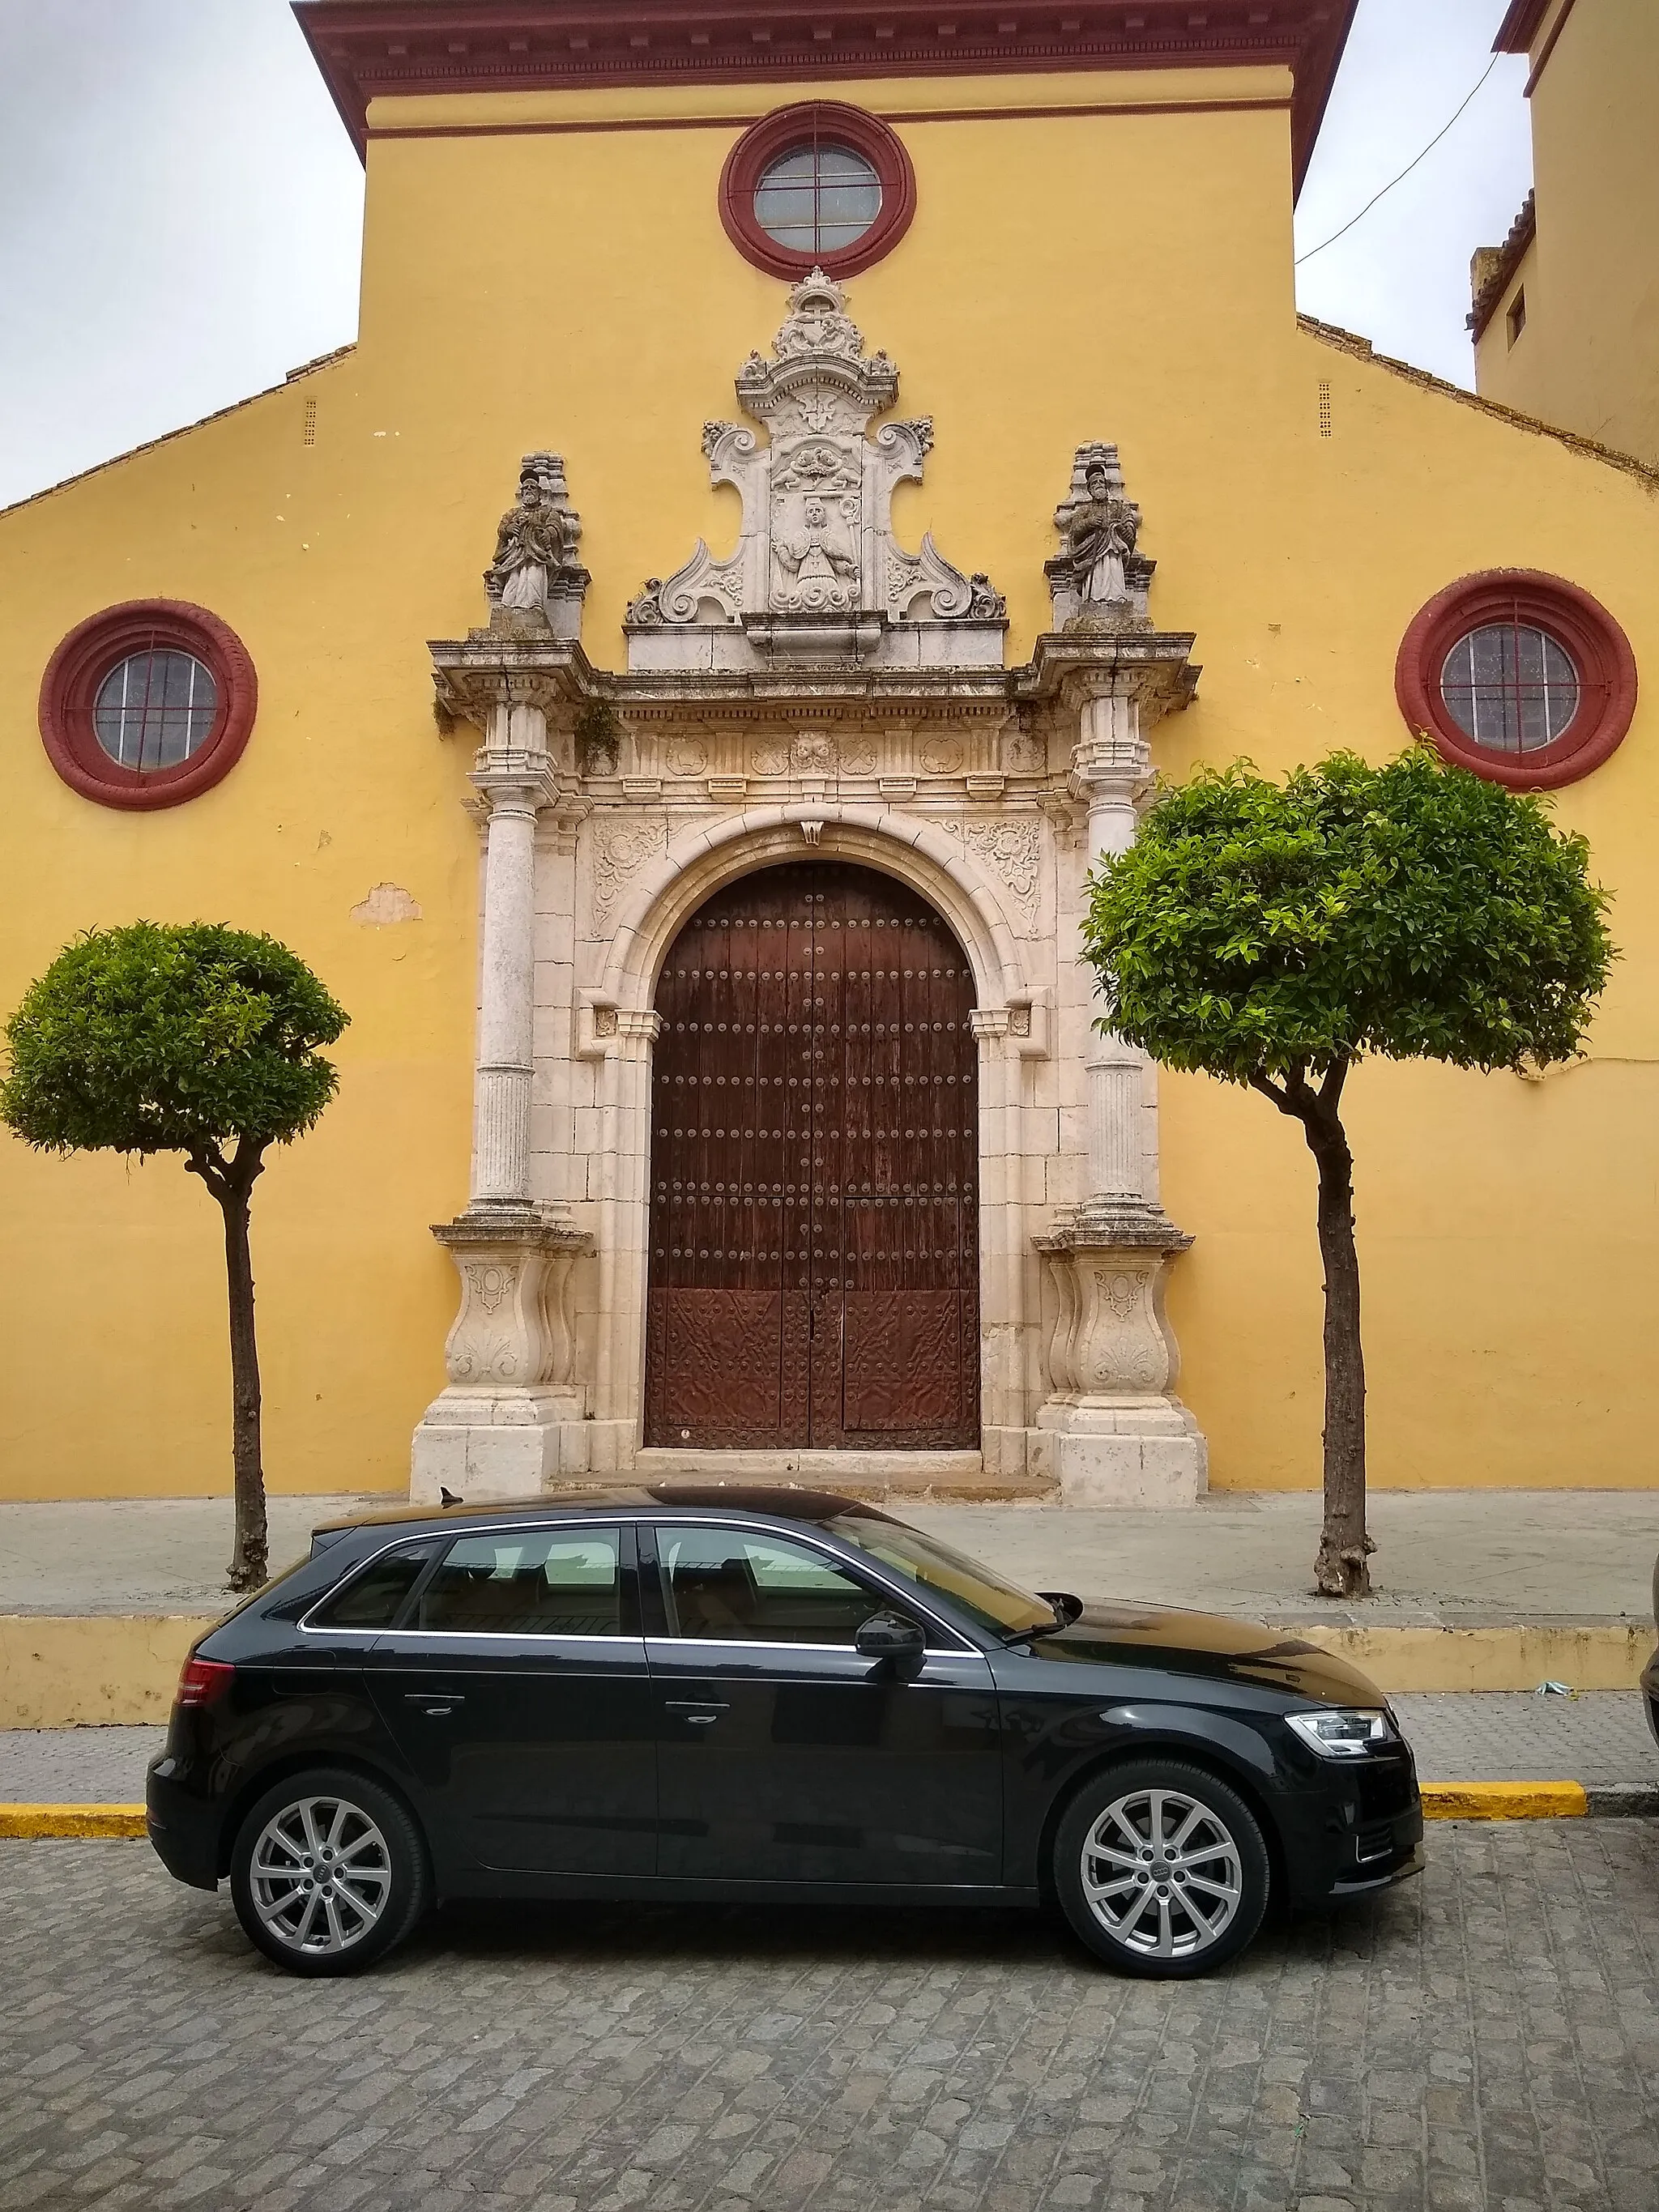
[2,65,1656,1499]
[1474,0,1659,467]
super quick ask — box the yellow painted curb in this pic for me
[0,1803,147,1839]
[1420,1779,1589,1820]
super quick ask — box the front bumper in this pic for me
[1277,1742,1424,1908]
[145,1758,220,1891]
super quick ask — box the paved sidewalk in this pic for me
[3,1490,1657,1626]
[3,1696,1654,1805]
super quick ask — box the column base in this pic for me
[1030,1399,1207,1507]
[411,1387,591,1504]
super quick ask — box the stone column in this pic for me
[412,690,594,1503]
[1033,678,1208,1506]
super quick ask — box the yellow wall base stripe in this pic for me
[0,1804,147,1839]
[1420,1779,1589,1820]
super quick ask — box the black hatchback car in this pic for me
[147,1487,1422,1978]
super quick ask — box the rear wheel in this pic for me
[1053,1759,1269,1978]
[230,1769,429,1976]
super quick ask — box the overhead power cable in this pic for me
[1294,53,1503,266]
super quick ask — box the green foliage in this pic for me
[1083,748,1614,1083]
[1,922,348,1158]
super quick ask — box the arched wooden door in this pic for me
[645,861,979,1451]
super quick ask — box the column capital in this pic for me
[468,749,561,816]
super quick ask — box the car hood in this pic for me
[1017,1601,1386,1707]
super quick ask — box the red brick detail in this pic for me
[38,601,258,812]
[1395,570,1638,792]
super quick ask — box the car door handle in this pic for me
[665,1700,729,1724]
[404,1694,465,1715]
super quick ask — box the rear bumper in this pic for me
[1640,1653,1659,1752]
[145,1760,220,1891]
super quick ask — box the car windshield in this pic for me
[825,1514,1057,1639]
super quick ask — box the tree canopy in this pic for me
[1083,748,1614,1084]
[1,921,348,1158]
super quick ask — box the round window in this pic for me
[753,143,882,256]
[38,601,258,810]
[719,104,915,279]
[93,649,220,772]
[1396,571,1637,791]
[1439,623,1579,756]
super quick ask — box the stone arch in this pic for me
[596,802,1031,1018]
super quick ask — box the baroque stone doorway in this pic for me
[643,861,980,1451]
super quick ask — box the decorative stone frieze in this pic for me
[625,272,1005,673]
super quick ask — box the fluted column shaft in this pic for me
[1073,689,1153,1212]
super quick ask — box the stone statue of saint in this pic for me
[1060,458,1141,609]
[487,454,582,623]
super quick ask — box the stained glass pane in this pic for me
[753,142,882,253]
[1439,623,1579,757]
[92,650,217,772]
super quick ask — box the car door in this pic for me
[645,1520,1001,1888]
[367,1520,656,1877]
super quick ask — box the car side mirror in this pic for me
[1038,1591,1084,1626]
[855,1611,926,1667]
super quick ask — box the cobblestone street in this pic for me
[2,1822,1657,2212]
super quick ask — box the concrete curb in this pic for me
[2,1788,1657,1839]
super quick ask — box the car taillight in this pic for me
[176,1657,235,1707]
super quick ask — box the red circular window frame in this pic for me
[38,599,258,811]
[1395,569,1637,791]
[719,102,916,279]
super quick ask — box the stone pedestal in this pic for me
[412,1213,593,1502]
[1033,1208,1206,1507]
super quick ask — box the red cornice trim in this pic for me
[1494,0,1551,53]
[366,92,1290,141]
[292,2,1351,195]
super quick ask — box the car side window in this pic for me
[309,1542,438,1630]
[410,1527,623,1637]
[658,1526,895,1646]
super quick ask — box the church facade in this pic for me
[4,2,1657,1507]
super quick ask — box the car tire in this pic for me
[229,1768,430,1977]
[1053,1758,1270,1978]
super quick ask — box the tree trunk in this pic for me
[188,1140,269,1591]
[1252,1060,1372,1600]
[1303,1107,1370,1599]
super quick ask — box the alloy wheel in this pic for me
[248,1794,394,1956]
[1079,1786,1243,1960]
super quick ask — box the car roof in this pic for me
[311,1485,894,1537]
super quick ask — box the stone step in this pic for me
[631,1447,1056,1502]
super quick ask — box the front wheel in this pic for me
[1053,1760,1270,1978]
[230,1769,430,1976]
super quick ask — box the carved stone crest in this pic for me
[484,452,590,639]
[627,272,1005,671]
[1044,442,1156,632]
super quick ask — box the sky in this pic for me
[0,1,1537,513]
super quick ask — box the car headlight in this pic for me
[1286,1707,1397,1759]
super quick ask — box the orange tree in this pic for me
[1083,749,1612,1596]
[2,923,347,1588]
